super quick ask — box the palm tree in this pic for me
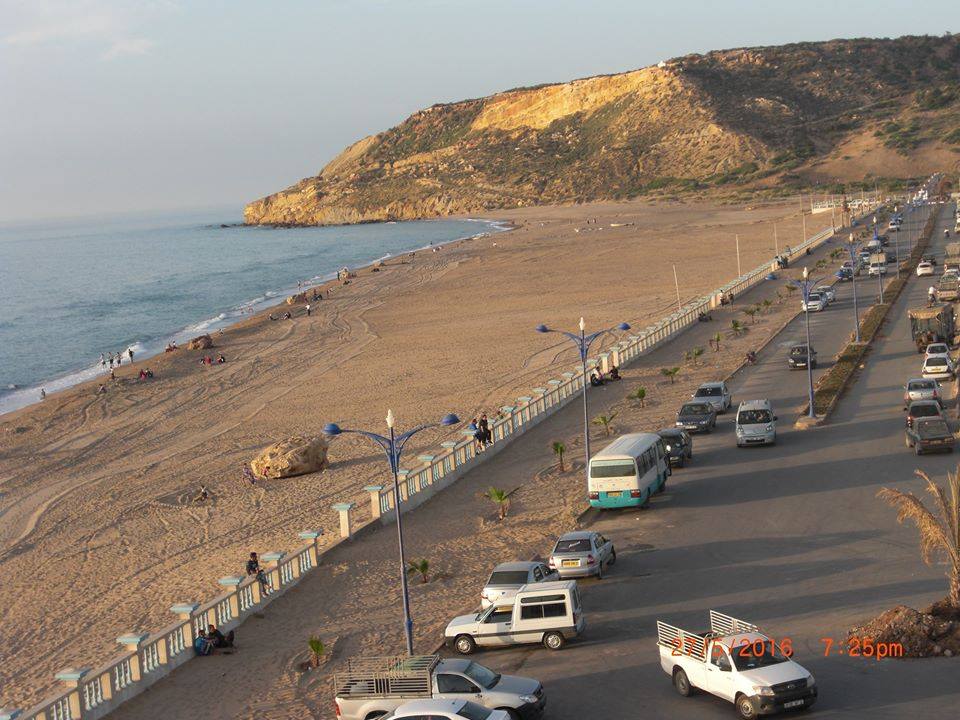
[592,411,618,437]
[730,319,745,336]
[552,441,566,471]
[712,332,722,352]
[762,298,773,313]
[628,386,646,407]
[661,367,681,384]
[743,307,757,324]
[486,487,510,520]
[877,468,960,609]
[307,635,325,668]
[692,347,705,365]
[406,558,430,584]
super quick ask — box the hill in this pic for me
[245,34,960,226]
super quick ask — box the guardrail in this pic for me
[2,204,882,720]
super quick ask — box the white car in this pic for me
[922,355,955,380]
[386,699,509,720]
[480,561,558,609]
[917,261,935,277]
[800,293,825,312]
[924,343,951,361]
[814,285,835,304]
[868,262,887,276]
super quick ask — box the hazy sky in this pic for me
[0,0,955,221]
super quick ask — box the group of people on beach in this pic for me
[590,365,621,387]
[472,413,493,451]
[194,624,235,656]
[100,349,134,369]
[199,354,227,366]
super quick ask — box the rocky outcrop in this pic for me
[250,436,329,479]
[245,34,960,226]
[188,334,214,350]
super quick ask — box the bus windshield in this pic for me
[590,461,636,478]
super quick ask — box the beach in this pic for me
[0,197,823,709]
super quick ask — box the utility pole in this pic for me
[735,234,742,277]
[673,265,682,311]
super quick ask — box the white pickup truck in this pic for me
[657,611,817,719]
[333,655,545,720]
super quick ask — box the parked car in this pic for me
[814,285,835,304]
[836,267,853,282]
[905,400,943,429]
[480,561,559,609]
[735,399,778,447]
[905,417,955,455]
[903,378,943,407]
[692,381,732,413]
[548,530,616,579]
[800,292,826,312]
[922,355,955,380]
[788,344,817,369]
[657,428,693,467]
[384,699,510,720]
[924,342,951,360]
[446,581,584,654]
[333,656,544,720]
[675,402,717,433]
[917,261,935,277]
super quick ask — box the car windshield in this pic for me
[457,701,495,720]
[927,345,948,354]
[695,386,721,396]
[918,420,951,438]
[463,662,500,690]
[590,461,636,478]
[681,403,711,415]
[790,346,810,356]
[925,359,948,368]
[911,404,941,418]
[909,381,936,391]
[738,410,771,424]
[730,640,789,671]
[807,294,821,301]
[487,570,528,586]
[554,538,592,553]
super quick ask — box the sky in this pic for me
[0,0,955,222]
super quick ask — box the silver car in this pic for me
[692,381,732,413]
[480,561,558,608]
[903,377,943,407]
[547,530,616,579]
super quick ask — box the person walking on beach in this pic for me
[305,303,311,317]
[128,348,134,363]
[108,352,114,368]
[100,353,105,368]
[40,388,46,400]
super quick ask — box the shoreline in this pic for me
[0,218,511,419]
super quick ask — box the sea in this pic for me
[0,208,505,415]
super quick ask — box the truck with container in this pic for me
[909,303,956,351]
[333,655,545,720]
[937,272,960,301]
[657,611,817,719]
[943,242,960,275]
[867,252,887,276]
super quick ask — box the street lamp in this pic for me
[791,268,823,418]
[323,410,460,655]
[535,318,630,481]
[844,233,862,343]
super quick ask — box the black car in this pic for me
[657,428,693,467]
[905,417,955,455]
[788,344,817,369]
[675,402,717,433]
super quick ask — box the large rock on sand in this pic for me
[188,334,214,350]
[287,292,308,305]
[251,436,329,479]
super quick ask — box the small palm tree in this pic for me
[486,487,510,520]
[307,636,325,668]
[661,367,681,384]
[776,291,784,305]
[712,332,722,352]
[628,386,646,407]
[743,307,757,324]
[785,284,798,296]
[552,441,566,471]
[762,298,773,313]
[592,411,618,437]
[692,347,705,365]
[730,319,745,336]
[878,468,960,609]
[407,558,430,584]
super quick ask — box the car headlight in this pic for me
[805,674,816,688]
[736,427,744,435]
[665,444,672,451]
[519,694,538,704]
[753,685,775,696]
[765,424,774,431]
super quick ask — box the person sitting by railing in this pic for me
[246,552,271,595]
[207,623,235,651]
[608,365,622,381]
[590,371,605,387]
[194,629,214,656]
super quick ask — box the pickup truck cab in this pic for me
[446,581,584,654]
[658,611,817,719]
[333,655,545,720]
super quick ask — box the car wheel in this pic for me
[608,548,617,565]
[543,631,565,650]
[736,694,758,719]
[454,634,476,655]
[499,710,521,720]
[673,668,694,697]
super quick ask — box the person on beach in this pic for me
[246,552,271,595]
[110,369,116,381]
[217,354,226,364]
[40,388,46,400]
[590,371,605,387]
[306,303,311,317]
[207,623,234,650]
[478,413,492,446]
[194,629,214,656]
[609,365,622,381]
[97,384,107,394]
[128,348,134,363]
[472,418,487,452]
[99,353,105,367]
[283,311,292,320]
[108,353,114,368]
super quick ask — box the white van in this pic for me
[587,433,670,509]
[445,581,585,654]
[735,400,778,447]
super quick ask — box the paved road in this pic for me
[442,203,960,718]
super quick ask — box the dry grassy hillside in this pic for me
[245,34,960,226]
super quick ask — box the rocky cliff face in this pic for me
[245,34,960,226]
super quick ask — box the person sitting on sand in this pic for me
[282,311,292,320]
[97,384,107,394]
[217,354,226,364]
[590,371,604,387]
[246,552,271,594]
[194,629,214,656]
[207,623,234,650]
[608,365,621,381]
[139,369,147,380]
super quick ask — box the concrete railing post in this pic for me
[332,502,355,539]
[298,530,322,565]
[217,576,244,609]
[363,484,384,519]
[116,634,149,682]
[53,668,88,719]
[260,552,285,591]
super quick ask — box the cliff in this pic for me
[245,34,960,226]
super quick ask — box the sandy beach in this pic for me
[0,197,826,710]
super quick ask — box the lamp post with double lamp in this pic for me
[323,410,460,656]
[844,233,862,343]
[791,268,823,418]
[535,318,630,481]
